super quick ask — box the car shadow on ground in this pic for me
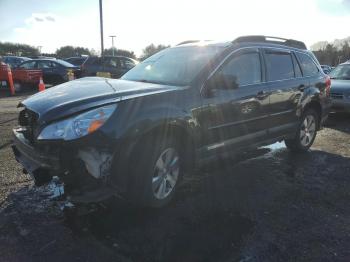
[78,146,350,262]
[1,140,350,261]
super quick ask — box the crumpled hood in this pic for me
[330,79,350,93]
[21,77,180,124]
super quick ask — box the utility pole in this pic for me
[109,35,116,56]
[38,46,42,55]
[99,0,104,58]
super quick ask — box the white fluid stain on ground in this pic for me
[261,141,286,151]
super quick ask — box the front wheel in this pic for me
[285,109,319,152]
[128,136,182,208]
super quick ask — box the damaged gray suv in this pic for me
[12,36,332,208]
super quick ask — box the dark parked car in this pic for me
[329,62,350,112]
[12,36,331,208]
[64,56,88,66]
[81,55,138,78]
[17,59,80,85]
[3,56,31,68]
[321,64,332,74]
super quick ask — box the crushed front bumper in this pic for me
[11,128,117,204]
[12,128,61,185]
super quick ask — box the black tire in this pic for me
[127,135,183,208]
[285,108,319,152]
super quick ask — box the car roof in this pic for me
[4,56,31,59]
[176,41,308,52]
[175,40,232,48]
[175,35,309,53]
[66,56,88,59]
[20,58,74,65]
[88,55,134,59]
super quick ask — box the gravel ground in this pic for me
[0,92,350,262]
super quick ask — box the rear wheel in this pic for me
[285,109,319,152]
[128,135,182,208]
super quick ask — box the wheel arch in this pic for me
[109,120,196,195]
[303,100,322,130]
[140,122,196,173]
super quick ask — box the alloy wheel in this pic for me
[152,148,180,200]
[300,114,316,147]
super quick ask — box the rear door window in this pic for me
[87,57,101,65]
[37,61,52,69]
[264,50,295,81]
[20,61,36,69]
[296,52,319,77]
[103,57,119,68]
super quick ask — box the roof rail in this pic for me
[233,35,307,50]
[176,40,201,46]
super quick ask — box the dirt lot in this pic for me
[1,92,350,262]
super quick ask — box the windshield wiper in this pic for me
[137,79,168,85]
[138,79,154,83]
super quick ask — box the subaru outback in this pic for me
[12,36,332,208]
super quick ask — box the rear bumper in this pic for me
[331,99,350,113]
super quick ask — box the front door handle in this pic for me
[256,90,269,100]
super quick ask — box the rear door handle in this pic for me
[256,90,269,100]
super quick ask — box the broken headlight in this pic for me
[37,104,117,140]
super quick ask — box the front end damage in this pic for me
[12,125,118,209]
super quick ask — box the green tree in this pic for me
[56,46,91,58]
[139,44,170,60]
[0,42,39,57]
[313,43,340,66]
[103,47,136,59]
[341,42,350,62]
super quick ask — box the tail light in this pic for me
[325,75,331,97]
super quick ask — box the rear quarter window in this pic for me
[86,57,100,65]
[265,51,295,81]
[292,53,302,78]
[120,58,136,69]
[296,52,319,77]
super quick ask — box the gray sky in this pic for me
[1,0,350,55]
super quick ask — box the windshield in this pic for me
[65,58,86,66]
[121,46,224,86]
[56,59,76,67]
[330,64,350,80]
